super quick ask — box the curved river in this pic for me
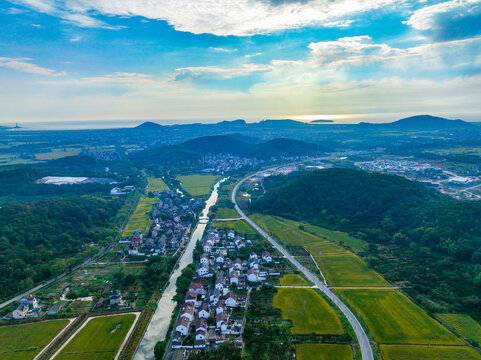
[134,178,226,360]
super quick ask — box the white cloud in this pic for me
[406,0,481,40]
[209,47,238,52]
[175,63,272,79]
[12,0,400,35]
[69,35,83,42]
[245,52,263,58]
[41,72,159,86]
[0,57,65,76]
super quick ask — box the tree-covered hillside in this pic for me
[0,196,122,301]
[253,169,481,317]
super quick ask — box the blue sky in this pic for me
[0,0,481,125]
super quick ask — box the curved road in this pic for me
[232,174,374,360]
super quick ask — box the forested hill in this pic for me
[0,196,122,301]
[253,168,481,316]
[254,168,442,229]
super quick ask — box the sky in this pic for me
[0,0,481,125]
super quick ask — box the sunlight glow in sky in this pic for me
[0,0,481,124]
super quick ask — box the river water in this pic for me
[134,178,226,360]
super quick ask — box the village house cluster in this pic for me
[120,190,203,257]
[170,228,278,354]
[200,154,265,173]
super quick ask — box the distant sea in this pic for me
[0,119,224,131]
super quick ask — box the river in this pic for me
[134,178,226,360]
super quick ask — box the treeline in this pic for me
[0,196,122,301]
[253,168,481,317]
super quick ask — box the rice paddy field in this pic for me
[380,345,481,360]
[296,344,353,360]
[0,319,70,360]
[279,274,309,286]
[212,220,257,235]
[337,289,462,345]
[273,288,344,335]
[437,313,481,344]
[251,214,389,287]
[54,314,136,360]
[176,174,219,196]
[215,207,240,218]
[146,177,169,192]
[122,195,157,237]
[282,218,367,253]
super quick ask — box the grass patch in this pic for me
[55,314,136,360]
[296,344,353,360]
[337,289,462,345]
[212,220,257,236]
[0,319,69,360]
[146,177,169,192]
[176,174,219,196]
[122,196,157,237]
[215,207,239,218]
[273,288,344,335]
[437,313,481,344]
[380,345,481,360]
[279,274,309,286]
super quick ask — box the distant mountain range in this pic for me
[358,115,473,130]
[131,114,474,134]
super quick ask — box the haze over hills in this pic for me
[358,115,474,130]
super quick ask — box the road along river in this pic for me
[232,173,374,360]
[134,178,226,360]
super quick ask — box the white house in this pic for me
[195,329,206,341]
[247,269,259,282]
[262,251,272,263]
[180,304,194,321]
[225,292,237,307]
[216,300,226,315]
[216,312,228,331]
[200,253,209,265]
[175,316,190,336]
[230,271,239,285]
[197,264,209,277]
[198,302,210,319]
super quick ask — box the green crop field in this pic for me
[437,313,481,344]
[283,219,367,253]
[215,207,239,218]
[55,314,136,360]
[279,274,309,286]
[273,288,344,335]
[146,177,169,192]
[380,345,481,360]
[212,220,257,235]
[176,174,219,196]
[251,214,388,287]
[122,196,157,237]
[296,344,353,360]
[251,214,321,246]
[0,319,69,360]
[308,246,390,287]
[337,289,462,345]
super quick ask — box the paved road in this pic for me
[232,174,374,360]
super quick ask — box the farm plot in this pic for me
[212,220,257,235]
[215,207,239,218]
[0,319,70,360]
[122,196,157,237]
[308,245,390,287]
[282,219,367,253]
[146,177,169,192]
[54,314,136,360]
[337,289,462,345]
[380,345,481,360]
[176,174,218,196]
[296,344,353,360]
[437,313,481,344]
[252,214,389,287]
[273,288,344,335]
[279,274,309,286]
